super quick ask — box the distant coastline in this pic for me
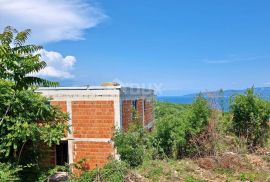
[157,87,270,111]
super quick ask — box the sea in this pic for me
[157,96,194,104]
[157,87,270,112]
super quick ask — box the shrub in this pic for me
[153,95,211,158]
[230,88,270,150]
[0,162,22,181]
[187,94,211,135]
[184,94,212,157]
[153,102,189,158]
[153,110,187,158]
[70,160,128,182]
[113,122,151,167]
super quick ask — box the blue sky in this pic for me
[1,0,270,95]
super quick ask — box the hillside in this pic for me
[183,87,270,99]
[127,102,270,182]
[158,87,270,111]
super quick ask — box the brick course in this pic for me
[51,101,67,112]
[73,141,113,170]
[72,101,114,139]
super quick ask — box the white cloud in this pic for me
[34,49,76,78]
[204,59,234,64]
[203,56,267,64]
[0,0,107,43]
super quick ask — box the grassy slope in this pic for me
[130,102,270,182]
[132,156,270,182]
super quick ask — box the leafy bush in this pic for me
[230,88,270,150]
[153,102,189,158]
[113,122,151,167]
[0,83,68,159]
[187,94,211,135]
[70,160,128,182]
[153,94,211,158]
[0,162,22,181]
[155,102,190,119]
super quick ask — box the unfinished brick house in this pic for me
[38,84,155,169]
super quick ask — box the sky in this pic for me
[1,0,270,95]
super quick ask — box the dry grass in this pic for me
[128,151,270,182]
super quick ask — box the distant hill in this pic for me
[157,87,270,111]
[182,87,270,99]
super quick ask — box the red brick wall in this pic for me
[144,100,154,127]
[72,101,115,138]
[46,100,115,170]
[43,98,153,170]
[122,99,152,130]
[72,101,115,169]
[122,100,132,131]
[137,99,144,123]
[51,101,67,112]
[73,141,114,170]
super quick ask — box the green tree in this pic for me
[153,95,211,158]
[0,162,22,181]
[113,121,150,167]
[187,94,211,136]
[154,102,189,158]
[0,26,57,90]
[230,87,270,150]
[0,26,68,166]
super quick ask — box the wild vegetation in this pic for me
[76,90,270,182]
[1,26,270,181]
[0,26,68,181]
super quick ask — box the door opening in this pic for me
[56,141,68,165]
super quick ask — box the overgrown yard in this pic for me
[115,92,270,182]
[129,153,270,182]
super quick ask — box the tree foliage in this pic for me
[153,95,211,158]
[230,87,270,150]
[154,102,189,158]
[187,94,211,135]
[0,26,58,90]
[0,80,68,158]
[0,162,22,181]
[113,122,151,167]
[0,26,68,167]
